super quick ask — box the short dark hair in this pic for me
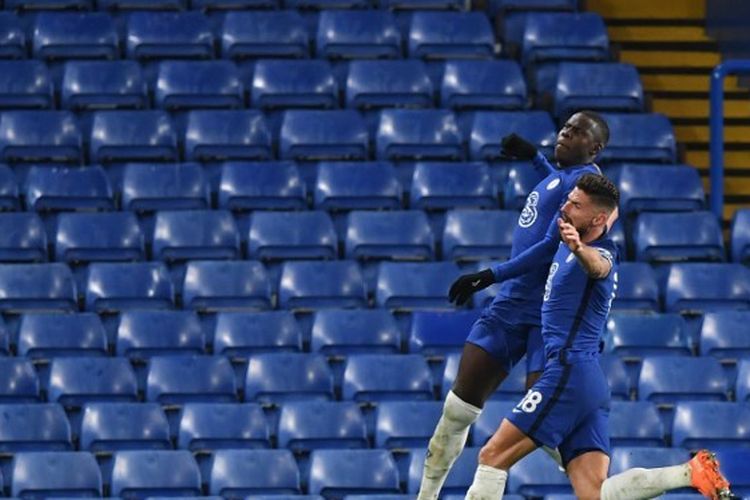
[576,173,619,212]
[578,110,610,146]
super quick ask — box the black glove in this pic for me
[448,269,495,306]
[501,133,537,160]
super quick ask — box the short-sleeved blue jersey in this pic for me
[541,234,619,357]
[490,153,600,322]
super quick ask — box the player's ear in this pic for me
[590,142,603,157]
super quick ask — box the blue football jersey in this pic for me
[540,234,619,356]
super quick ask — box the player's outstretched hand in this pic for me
[448,269,495,306]
[501,133,537,160]
[558,218,582,253]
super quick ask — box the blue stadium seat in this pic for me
[603,313,690,359]
[54,212,143,264]
[616,164,705,215]
[502,162,544,210]
[214,311,302,356]
[0,213,47,262]
[342,354,433,402]
[48,357,138,407]
[244,353,334,403]
[634,212,724,263]
[735,360,750,401]
[441,60,526,110]
[209,449,300,496]
[116,310,204,360]
[62,61,147,110]
[314,161,401,211]
[345,210,433,261]
[408,12,494,59]
[375,401,442,449]
[700,311,750,360]
[609,447,690,475]
[472,401,516,445]
[0,263,77,313]
[11,452,102,497]
[18,312,107,359]
[24,165,113,212]
[280,110,368,161]
[98,0,185,10]
[377,0,460,9]
[508,449,571,497]
[219,161,306,211]
[731,208,750,263]
[155,61,243,110]
[192,0,276,8]
[32,12,117,59]
[376,109,463,161]
[121,163,209,212]
[249,211,337,260]
[0,111,81,163]
[6,0,91,9]
[316,10,400,59]
[493,0,576,14]
[0,13,25,59]
[665,263,750,313]
[346,60,433,109]
[309,449,400,498]
[410,162,496,210]
[311,309,400,355]
[608,401,664,447]
[672,401,750,449]
[80,402,171,452]
[612,262,660,312]
[521,12,608,64]
[89,111,178,163]
[152,210,240,261]
[178,403,270,451]
[278,261,366,309]
[221,11,308,59]
[0,164,18,211]
[715,449,750,496]
[286,0,367,10]
[0,60,52,109]
[278,401,368,451]
[407,447,478,495]
[126,12,213,60]
[0,403,71,452]
[468,111,556,161]
[85,262,174,312]
[182,260,272,312]
[442,351,526,400]
[409,310,480,355]
[252,59,337,109]
[599,113,676,163]
[638,356,728,404]
[0,359,39,402]
[554,62,643,119]
[376,261,460,309]
[442,210,516,261]
[146,356,236,404]
[599,354,630,400]
[110,450,201,498]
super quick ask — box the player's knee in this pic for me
[573,477,605,500]
[477,442,502,468]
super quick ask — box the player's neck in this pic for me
[581,226,607,245]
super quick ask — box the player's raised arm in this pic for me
[501,133,556,176]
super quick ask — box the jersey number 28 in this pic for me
[515,390,543,413]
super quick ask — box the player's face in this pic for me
[554,113,600,167]
[560,187,600,238]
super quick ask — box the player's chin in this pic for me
[554,144,569,164]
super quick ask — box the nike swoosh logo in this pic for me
[512,408,522,413]
[471,280,481,287]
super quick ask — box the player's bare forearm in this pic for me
[572,244,612,279]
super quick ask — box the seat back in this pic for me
[11,452,102,498]
[110,450,202,498]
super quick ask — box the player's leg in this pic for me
[416,343,507,500]
[465,418,537,500]
[600,450,732,500]
[566,451,609,500]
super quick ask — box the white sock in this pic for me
[465,464,508,500]
[601,464,691,500]
[417,390,481,500]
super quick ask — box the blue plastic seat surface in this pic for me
[80,402,171,452]
[249,211,337,261]
[638,356,728,404]
[309,449,400,499]
[244,353,334,404]
[32,12,118,60]
[89,111,178,163]
[731,208,750,263]
[442,209,516,261]
[0,403,71,452]
[521,12,608,64]
[634,211,724,263]
[280,110,369,161]
[152,210,240,262]
[314,161,401,211]
[110,450,202,498]
[672,401,750,449]
[62,60,147,110]
[122,162,209,212]
[0,60,53,109]
[598,113,676,163]
[222,11,308,59]
[0,111,81,163]
[155,60,243,110]
[18,312,107,359]
[408,12,494,59]
[126,11,213,60]
[252,59,338,109]
[178,402,270,451]
[376,109,463,161]
[316,10,400,59]
[665,263,750,313]
[311,309,400,355]
[214,311,302,357]
[603,312,690,359]
[554,62,643,119]
[410,162,496,210]
[0,263,77,313]
[278,260,366,310]
[209,449,300,496]
[0,212,47,262]
[54,212,144,263]
[219,161,306,211]
[182,260,272,312]
[376,261,460,309]
[608,401,664,447]
[617,163,705,215]
[24,165,113,212]
[342,354,433,402]
[146,356,237,404]
[700,311,750,361]
[85,262,174,312]
[468,111,556,161]
[48,357,138,407]
[11,452,102,498]
[441,59,526,110]
[116,310,204,360]
[277,401,368,452]
[345,210,434,261]
[346,60,433,109]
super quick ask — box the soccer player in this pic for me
[417,111,609,500]
[465,174,732,500]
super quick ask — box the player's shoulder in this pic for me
[590,236,619,265]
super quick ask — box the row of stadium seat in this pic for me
[0,11,604,62]
[0,209,742,265]
[0,110,676,164]
[0,447,746,498]
[0,354,749,404]
[4,308,749,362]
[0,400,746,454]
[0,59,643,118]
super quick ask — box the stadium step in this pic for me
[674,125,750,145]
[620,50,720,69]
[587,0,705,21]
[651,97,750,120]
[608,26,710,43]
[685,149,750,170]
[640,74,743,93]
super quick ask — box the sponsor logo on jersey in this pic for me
[546,178,561,190]
[519,191,539,228]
